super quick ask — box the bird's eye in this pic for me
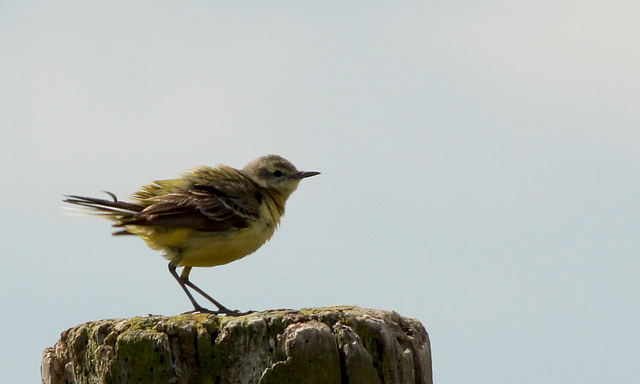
[272,170,283,177]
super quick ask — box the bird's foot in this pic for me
[182,305,254,316]
[221,308,255,316]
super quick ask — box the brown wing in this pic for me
[118,182,263,232]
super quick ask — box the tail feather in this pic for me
[63,192,144,218]
[63,192,145,236]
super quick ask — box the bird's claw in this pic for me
[182,306,254,316]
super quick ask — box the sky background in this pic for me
[1,1,639,383]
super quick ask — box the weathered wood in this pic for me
[42,306,432,384]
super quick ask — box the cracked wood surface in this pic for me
[42,306,432,384]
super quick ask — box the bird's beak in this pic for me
[292,171,321,180]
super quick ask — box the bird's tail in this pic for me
[63,192,144,234]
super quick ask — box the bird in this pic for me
[63,155,320,315]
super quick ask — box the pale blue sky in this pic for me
[1,1,639,383]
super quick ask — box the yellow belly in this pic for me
[126,221,276,267]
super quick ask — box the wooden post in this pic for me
[42,306,432,384]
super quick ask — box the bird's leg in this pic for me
[168,262,211,313]
[168,262,242,315]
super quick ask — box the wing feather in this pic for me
[119,179,262,232]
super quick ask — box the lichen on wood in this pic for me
[42,306,432,384]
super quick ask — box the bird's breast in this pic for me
[127,197,283,268]
[176,221,277,267]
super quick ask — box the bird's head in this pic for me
[243,155,320,199]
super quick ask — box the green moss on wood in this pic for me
[42,306,431,384]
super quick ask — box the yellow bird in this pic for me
[64,155,320,315]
